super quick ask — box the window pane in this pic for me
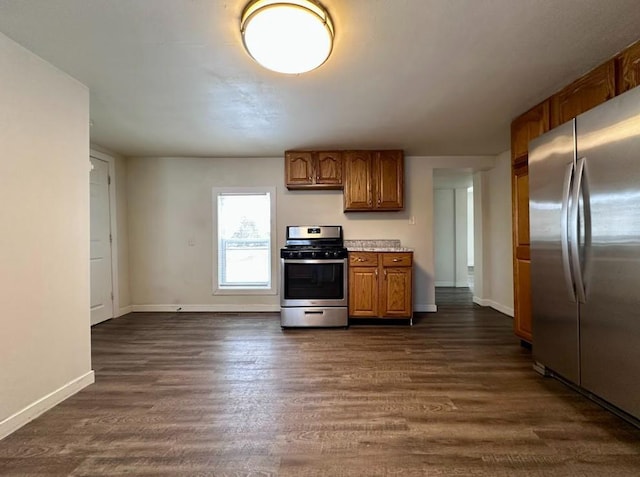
[217,192,271,288]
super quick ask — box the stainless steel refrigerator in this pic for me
[529,85,640,422]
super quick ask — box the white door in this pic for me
[90,157,113,325]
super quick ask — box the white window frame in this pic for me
[212,186,277,296]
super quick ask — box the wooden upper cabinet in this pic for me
[376,150,404,210]
[616,40,640,94]
[285,151,314,187]
[344,150,404,211]
[511,101,550,163]
[343,151,374,209]
[551,60,616,128]
[285,151,343,189]
[316,152,343,186]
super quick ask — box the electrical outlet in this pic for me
[409,216,416,225]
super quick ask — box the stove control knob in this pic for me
[311,251,317,258]
[334,251,341,258]
[325,251,331,257]
[296,251,302,258]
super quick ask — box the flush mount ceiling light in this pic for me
[240,0,334,74]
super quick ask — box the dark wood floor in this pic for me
[2,289,639,476]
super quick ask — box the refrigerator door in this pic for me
[577,86,640,419]
[529,121,580,384]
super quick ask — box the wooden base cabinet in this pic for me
[348,251,413,321]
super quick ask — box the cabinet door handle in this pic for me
[392,258,401,262]
[384,270,387,279]
[375,269,378,278]
[356,257,365,262]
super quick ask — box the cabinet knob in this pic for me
[356,257,365,262]
[392,258,401,262]
[375,269,378,278]
[384,270,387,279]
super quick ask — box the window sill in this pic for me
[213,287,278,296]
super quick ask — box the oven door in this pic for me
[280,258,347,307]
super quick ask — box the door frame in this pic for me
[90,149,120,319]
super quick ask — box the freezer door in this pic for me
[529,121,580,384]
[577,86,640,419]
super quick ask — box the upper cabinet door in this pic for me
[511,101,550,163]
[616,40,640,94]
[551,60,616,128]
[376,150,404,210]
[316,152,343,186]
[343,151,374,210]
[285,151,314,187]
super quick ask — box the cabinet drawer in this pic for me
[381,253,412,267]
[349,252,378,266]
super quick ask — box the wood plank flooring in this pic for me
[1,288,639,476]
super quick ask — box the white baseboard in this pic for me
[131,304,281,313]
[116,305,133,317]
[489,301,514,317]
[414,304,437,312]
[473,296,514,317]
[0,371,95,440]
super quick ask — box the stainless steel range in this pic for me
[280,225,348,328]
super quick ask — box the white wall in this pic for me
[126,155,495,313]
[472,151,514,316]
[467,187,474,267]
[454,188,468,286]
[0,32,93,438]
[487,151,514,314]
[434,189,455,286]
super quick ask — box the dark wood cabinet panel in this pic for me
[513,162,530,248]
[616,40,640,94]
[376,150,404,210]
[285,151,342,189]
[512,160,531,342]
[344,150,404,211]
[349,251,412,320]
[285,151,314,187]
[380,267,412,317]
[349,266,379,317]
[316,151,342,185]
[343,151,374,209]
[551,60,616,128]
[511,101,550,163]
[514,258,532,342]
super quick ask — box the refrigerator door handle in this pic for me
[561,162,576,302]
[571,157,588,303]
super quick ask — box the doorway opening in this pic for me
[433,169,474,306]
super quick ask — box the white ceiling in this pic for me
[1,0,639,158]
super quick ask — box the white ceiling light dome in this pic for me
[240,0,334,74]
